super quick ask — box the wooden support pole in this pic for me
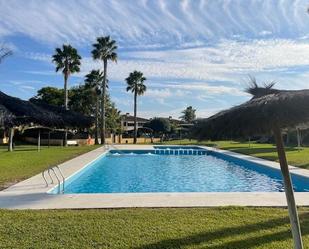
[37,129,41,152]
[296,128,301,151]
[48,131,51,148]
[273,126,303,249]
[8,128,14,152]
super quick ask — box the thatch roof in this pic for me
[193,88,309,140]
[30,99,93,128]
[0,91,62,128]
[0,91,93,129]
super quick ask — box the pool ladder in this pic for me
[42,165,65,194]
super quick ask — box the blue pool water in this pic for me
[60,148,309,194]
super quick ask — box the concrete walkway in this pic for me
[0,145,308,209]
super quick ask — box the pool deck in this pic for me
[0,144,308,209]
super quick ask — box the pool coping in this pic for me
[0,144,308,209]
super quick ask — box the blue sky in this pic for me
[1,0,309,118]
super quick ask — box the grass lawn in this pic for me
[0,144,100,190]
[161,139,309,170]
[0,207,308,249]
[0,142,308,249]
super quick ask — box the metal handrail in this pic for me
[42,166,65,194]
[54,166,65,193]
[48,168,61,194]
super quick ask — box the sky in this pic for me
[1,0,309,119]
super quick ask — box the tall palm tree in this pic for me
[52,44,81,146]
[85,70,104,145]
[125,71,147,144]
[91,36,117,144]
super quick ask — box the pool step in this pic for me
[154,149,207,155]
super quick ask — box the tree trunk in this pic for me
[101,59,107,145]
[37,129,41,152]
[273,126,303,249]
[95,95,99,145]
[133,91,137,144]
[8,128,14,152]
[64,72,69,147]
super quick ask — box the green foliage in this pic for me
[84,70,104,96]
[180,106,196,123]
[31,86,122,134]
[52,44,81,75]
[106,101,122,133]
[0,207,308,248]
[69,85,95,115]
[144,118,171,134]
[30,87,64,106]
[125,71,147,95]
[91,36,117,62]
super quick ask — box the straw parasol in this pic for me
[30,99,93,128]
[193,83,308,249]
[0,91,93,151]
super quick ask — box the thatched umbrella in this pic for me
[0,91,63,151]
[193,84,308,249]
[0,91,93,151]
[30,99,93,128]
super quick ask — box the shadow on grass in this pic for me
[222,147,298,154]
[134,212,309,249]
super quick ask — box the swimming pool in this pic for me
[55,147,309,194]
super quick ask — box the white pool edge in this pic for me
[0,144,308,209]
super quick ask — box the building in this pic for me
[121,113,149,132]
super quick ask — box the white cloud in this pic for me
[1,0,309,47]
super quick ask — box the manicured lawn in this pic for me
[1,142,308,249]
[0,144,100,189]
[0,207,308,249]
[161,139,309,169]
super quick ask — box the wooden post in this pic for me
[8,128,14,152]
[48,131,51,148]
[64,128,68,147]
[296,128,301,151]
[37,129,41,152]
[273,126,303,249]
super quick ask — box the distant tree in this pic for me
[31,86,121,141]
[0,44,12,64]
[52,44,81,146]
[84,70,104,144]
[180,106,196,123]
[106,101,122,134]
[69,85,95,115]
[126,71,147,144]
[30,87,64,106]
[144,118,171,140]
[92,36,117,144]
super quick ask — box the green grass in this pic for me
[0,144,100,189]
[1,142,308,248]
[161,139,309,169]
[0,207,308,249]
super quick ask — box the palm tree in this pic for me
[180,106,196,123]
[91,36,117,144]
[125,71,147,144]
[52,44,81,146]
[85,70,104,145]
